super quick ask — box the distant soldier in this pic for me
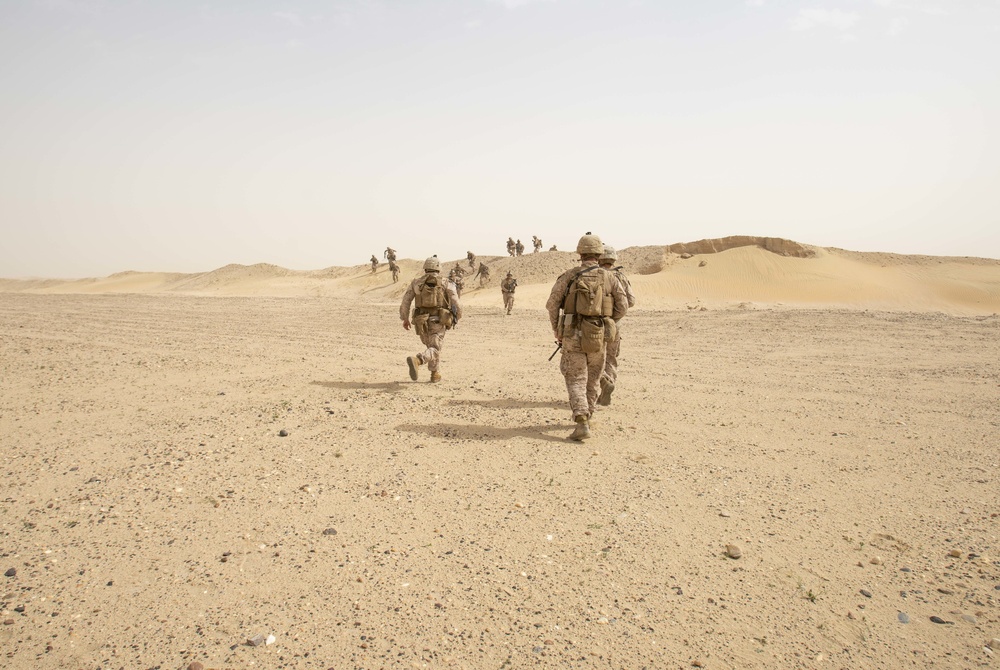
[384,247,397,262]
[515,239,525,256]
[389,259,400,283]
[370,254,378,274]
[597,245,636,406]
[474,261,491,287]
[467,251,476,270]
[506,237,516,257]
[532,236,543,253]
[546,233,628,441]
[400,255,462,383]
[449,264,466,297]
[549,245,558,251]
[501,271,517,315]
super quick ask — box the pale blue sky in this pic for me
[2,0,998,277]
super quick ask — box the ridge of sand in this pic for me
[2,239,999,315]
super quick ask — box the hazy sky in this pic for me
[2,0,998,277]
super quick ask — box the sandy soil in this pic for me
[2,240,999,669]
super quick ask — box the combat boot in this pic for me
[598,378,615,406]
[430,371,441,383]
[568,416,590,441]
[407,354,423,381]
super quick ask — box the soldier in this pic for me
[474,261,491,287]
[467,251,476,270]
[549,245,558,251]
[546,233,628,441]
[597,245,636,406]
[449,264,466,297]
[400,255,462,383]
[501,271,517,315]
[532,236,543,253]
[389,259,400,283]
[370,254,378,274]
[506,237,516,257]
[515,239,525,256]
[384,247,397,262]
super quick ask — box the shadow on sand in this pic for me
[395,422,570,444]
[444,398,564,410]
[310,380,403,393]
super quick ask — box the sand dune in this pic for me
[3,239,998,315]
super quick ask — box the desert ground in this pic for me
[1,239,999,669]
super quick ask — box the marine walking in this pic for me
[501,271,517,315]
[597,245,636,406]
[546,233,628,441]
[400,256,462,383]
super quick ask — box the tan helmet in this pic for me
[423,255,441,272]
[576,232,603,256]
[600,245,617,263]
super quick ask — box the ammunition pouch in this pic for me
[603,317,618,343]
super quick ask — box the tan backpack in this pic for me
[563,267,613,317]
[415,273,449,310]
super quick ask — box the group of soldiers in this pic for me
[399,232,635,442]
[370,247,400,282]
[505,236,545,256]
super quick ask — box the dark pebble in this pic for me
[4,568,16,577]
[278,429,289,437]
[900,567,911,572]
[2,619,13,625]
[860,589,872,598]
[14,606,24,613]
[898,612,910,624]
[929,616,953,625]
[322,528,338,536]
[106,581,113,586]
[937,588,954,595]
[532,646,543,654]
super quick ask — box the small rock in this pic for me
[4,568,16,577]
[989,638,1000,650]
[900,567,911,572]
[937,588,954,595]
[698,260,707,267]
[188,663,205,670]
[725,544,742,559]
[869,556,883,565]
[692,661,704,668]
[961,614,977,624]
[948,549,962,558]
[322,528,338,536]
[2,619,13,625]
[13,605,24,613]
[265,634,276,645]
[860,589,872,598]
[532,646,543,654]
[246,634,266,647]
[929,616,953,625]
[278,429,289,437]
[544,639,554,645]
[719,511,731,518]
[898,612,910,624]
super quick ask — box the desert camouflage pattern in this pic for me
[546,259,629,419]
[601,267,636,385]
[501,275,517,313]
[399,273,462,374]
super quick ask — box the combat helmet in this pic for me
[576,232,603,256]
[423,255,441,272]
[600,245,617,263]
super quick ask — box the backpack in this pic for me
[415,273,450,310]
[563,267,613,317]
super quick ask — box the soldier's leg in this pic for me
[420,325,446,373]
[559,343,590,420]
[603,335,621,385]
[508,295,514,314]
[585,347,606,416]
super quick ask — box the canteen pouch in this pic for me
[580,318,604,354]
[603,317,618,343]
[438,308,454,329]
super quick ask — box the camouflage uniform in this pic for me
[515,239,525,256]
[467,251,476,270]
[389,260,400,283]
[400,265,462,381]
[546,259,628,422]
[370,255,378,273]
[601,267,636,387]
[501,273,517,314]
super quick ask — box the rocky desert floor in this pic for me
[1,293,998,669]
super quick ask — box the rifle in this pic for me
[548,341,562,361]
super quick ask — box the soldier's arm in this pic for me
[546,274,569,335]
[400,282,416,328]
[611,276,628,321]
[447,283,463,320]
